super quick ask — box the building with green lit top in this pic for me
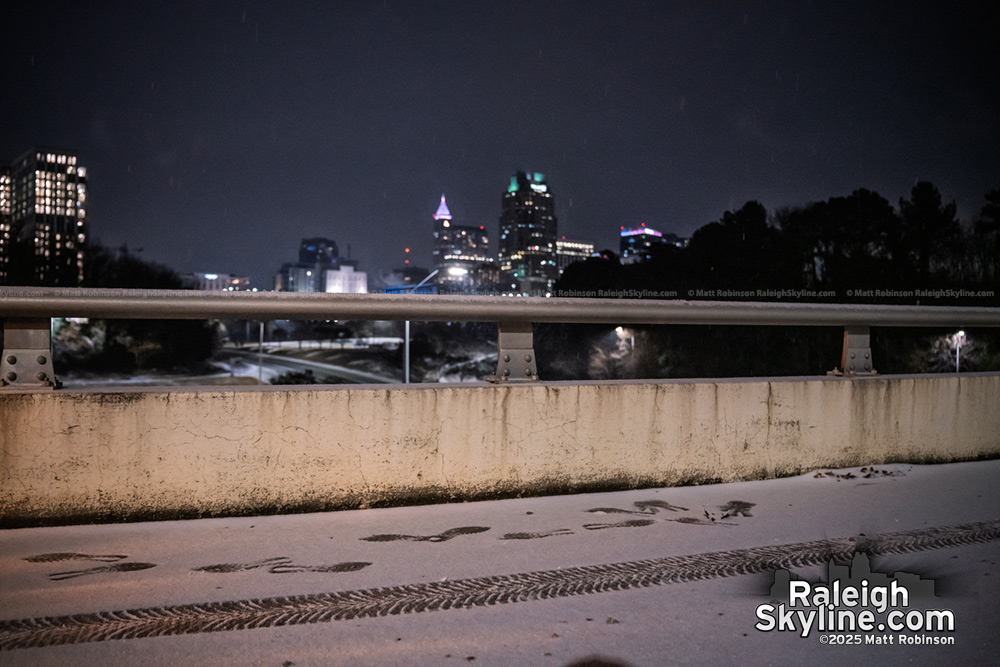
[498,171,558,295]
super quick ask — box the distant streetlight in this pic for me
[615,326,635,351]
[403,269,439,384]
[955,330,966,373]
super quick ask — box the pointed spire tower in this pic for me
[431,191,492,287]
[433,194,452,221]
[432,194,452,271]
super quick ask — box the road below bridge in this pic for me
[218,347,399,384]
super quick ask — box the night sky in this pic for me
[3,1,997,289]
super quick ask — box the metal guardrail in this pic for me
[2,286,999,389]
[3,287,1000,325]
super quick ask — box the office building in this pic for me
[299,238,339,265]
[323,264,368,294]
[620,225,687,264]
[431,194,491,286]
[275,263,317,292]
[556,238,596,276]
[274,236,365,293]
[1,149,88,285]
[498,171,558,295]
[185,272,251,291]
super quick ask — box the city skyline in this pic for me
[2,1,996,289]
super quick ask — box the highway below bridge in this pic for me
[217,347,399,385]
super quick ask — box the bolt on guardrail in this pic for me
[1,318,59,389]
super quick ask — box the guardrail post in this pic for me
[829,325,876,376]
[1,318,60,390]
[487,321,538,382]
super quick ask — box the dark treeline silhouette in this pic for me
[51,244,218,373]
[541,183,1000,379]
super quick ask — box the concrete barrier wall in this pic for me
[2,374,999,526]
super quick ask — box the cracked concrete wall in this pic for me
[1,374,998,525]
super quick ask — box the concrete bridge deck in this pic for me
[2,459,998,666]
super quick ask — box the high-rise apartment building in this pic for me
[431,194,491,286]
[0,165,11,283]
[498,172,558,295]
[0,149,88,285]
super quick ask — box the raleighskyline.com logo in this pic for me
[756,553,955,645]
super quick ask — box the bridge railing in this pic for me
[2,286,999,390]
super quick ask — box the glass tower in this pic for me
[498,171,558,295]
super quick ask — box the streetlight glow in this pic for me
[955,330,966,373]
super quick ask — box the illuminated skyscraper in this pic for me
[431,193,453,270]
[498,172,558,295]
[431,194,491,286]
[1,149,88,285]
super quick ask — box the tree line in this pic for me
[540,183,999,379]
[51,245,217,374]
[558,182,998,303]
